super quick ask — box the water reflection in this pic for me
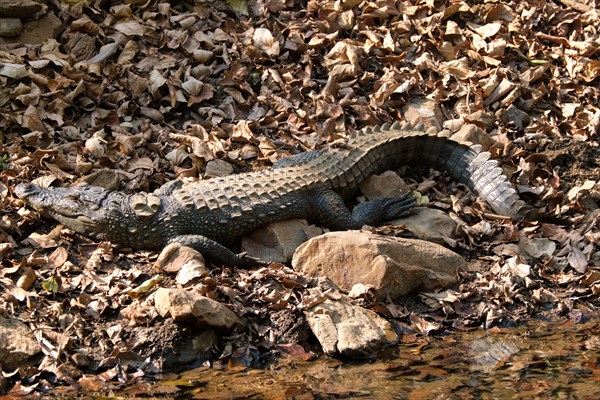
[100,315,600,399]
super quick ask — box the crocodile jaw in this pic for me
[16,183,109,237]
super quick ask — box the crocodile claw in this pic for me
[235,252,270,267]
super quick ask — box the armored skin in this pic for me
[16,122,534,266]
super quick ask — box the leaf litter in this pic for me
[0,0,599,397]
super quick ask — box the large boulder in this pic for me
[292,232,465,301]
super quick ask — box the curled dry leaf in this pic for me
[252,27,280,57]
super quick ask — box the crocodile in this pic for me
[15,122,536,266]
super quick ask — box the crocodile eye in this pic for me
[66,195,84,206]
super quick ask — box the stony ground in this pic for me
[0,0,599,395]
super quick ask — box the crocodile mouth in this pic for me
[16,183,102,219]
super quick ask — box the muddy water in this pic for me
[90,315,600,399]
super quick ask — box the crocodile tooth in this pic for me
[426,126,438,135]
[372,125,381,132]
[402,122,412,130]
[390,121,402,130]
[414,123,425,131]
[381,122,391,130]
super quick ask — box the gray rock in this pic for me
[359,170,408,200]
[204,159,234,178]
[292,232,465,301]
[0,12,63,46]
[0,317,41,370]
[391,207,457,245]
[154,288,246,332]
[304,300,398,357]
[241,219,309,263]
[0,18,23,37]
[0,0,43,18]
[402,98,444,130]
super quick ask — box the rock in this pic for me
[292,232,465,301]
[304,300,398,357]
[449,123,493,150]
[0,0,43,18]
[204,159,234,178]
[0,18,23,37]
[154,288,246,332]
[391,207,457,245]
[241,219,309,263]
[359,170,409,200]
[402,98,444,130]
[0,12,63,46]
[0,317,41,370]
[155,243,207,285]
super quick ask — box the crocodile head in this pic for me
[15,183,128,241]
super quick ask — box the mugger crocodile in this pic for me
[15,122,536,266]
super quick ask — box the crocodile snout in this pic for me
[15,183,39,200]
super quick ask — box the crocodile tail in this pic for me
[434,139,535,221]
[356,123,536,221]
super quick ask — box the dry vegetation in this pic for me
[0,0,599,394]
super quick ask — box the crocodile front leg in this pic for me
[169,235,268,267]
[313,190,417,230]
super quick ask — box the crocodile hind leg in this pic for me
[169,235,268,267]
[312,189,417,230]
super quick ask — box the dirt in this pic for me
[544,140,600,186]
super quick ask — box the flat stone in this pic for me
[154,288,246,332]
[292,232,465,301]
[359,170,408,200]
[204,159,234,178]
[0,12,63,46]
[241,219,309,263]
[391,207,457,245]
[402,98,444,130]
[0,18,23,37]
[304,300,398,357]
[0,0,43,18]
[0,317,41,370]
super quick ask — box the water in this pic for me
[103,314,599,399]
[30,314,599,399]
